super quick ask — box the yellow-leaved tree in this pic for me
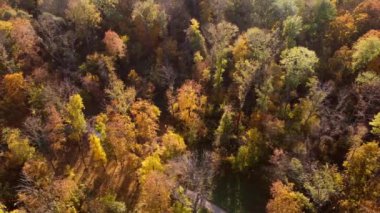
[130,100,161,143]
[369,112,380,135]
[2,128,35,166]
[88,133,107,165]
[169,80,207,143]
[341,142,380,210]
[160,130,186,160]
[0,72,29,124]
[106,112,138,165]
[65,94,87,142]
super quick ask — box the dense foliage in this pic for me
[0,0,379,212]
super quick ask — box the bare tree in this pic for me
[166,151,217,211]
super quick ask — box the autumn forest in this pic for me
[0,0,380,212]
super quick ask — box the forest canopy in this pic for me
[0,0,379,212]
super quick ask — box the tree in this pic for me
[233,60,259,108]
[328,46,353,81]
[212,57,228,89]
[313,0,337,30]
[138,154,164,182]
[93,0,119,19]
[165,152,216,211]
[205,21,238,88]
[170,80,207,143]
[18,156,59,212]
[87,193,126,213]
[205,21,238,65]
[18,177,80,212]
[353,0,380,33]
[10,18,41,69]
[369,113,380,136]
[198,0,230,23]
[326,12,357,48]
[34,12,77,67]
[266,181,313,213]
[88,133,107,164]
[233,27,272,63]
[356,71,380,87]
[106,113,137,163]
[172,186,193,213]
[304,165,343,207]
[137,171,173,213]
[225,0,271,29]
[105,72,136,115]
[230,128,266,171]
[354,71,380,125]
[185,19,207,57]
[130,100,160,143]
[341,142,380,210]
[65,94,86,142]
[192,51,211,84]
[280,47,319,89]
[37,0,69,15]
[80,52,115,83]
[0,19,16,73]
[294,77,328,135]
[94,113,108,141]
[65,0,101,36]
[0,72,29,124]
[2,128,35,166]
[102,30,126,58]
[352,36,380,72]
[273,0,300,19]
[132,0,168,49]
[232,32,249,63]
[22,156,54,189]
[160,130,186,160]
[99,194,126,213]
[256,76,274,112]
[43,104,66,155]
[248,28,272,58]
[287,158,306,185]
[282,15,303,48]
[1,73,28,103]
[214,105,235,147]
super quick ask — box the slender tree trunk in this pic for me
[236,109,242,136]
